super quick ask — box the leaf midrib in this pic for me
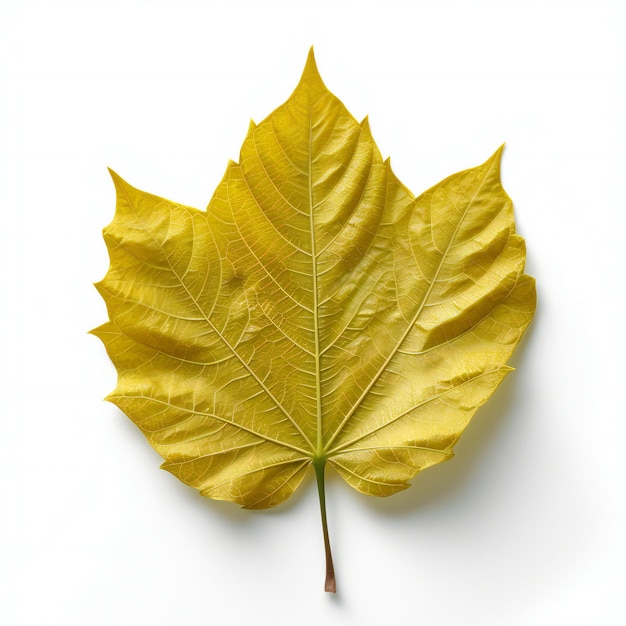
[308,100,324,459]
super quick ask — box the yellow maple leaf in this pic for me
[92,48,536,592]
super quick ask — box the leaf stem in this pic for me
[314,458,336,593]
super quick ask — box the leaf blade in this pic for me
[322,149,535,491]
[95,174,316,508]
[94,50,535,512]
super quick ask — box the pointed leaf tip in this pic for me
[493,143,505,163]
[298,46,324,88]
[305,46,317,71]
[479,144,505,175]
[245,119,258,139]
[107,167,126,190]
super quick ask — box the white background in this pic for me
[1,0,625,624]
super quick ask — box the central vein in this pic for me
[308,106,323,458]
